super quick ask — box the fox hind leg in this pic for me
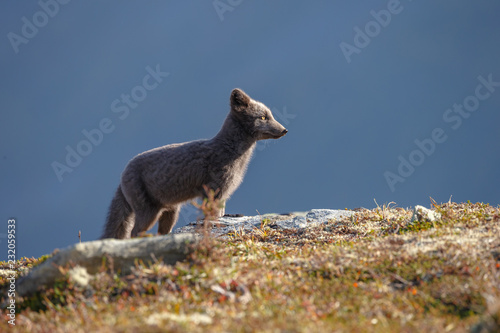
[131,205,161,237]
[158,206,180,234]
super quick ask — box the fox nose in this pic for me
[282,129,288,135]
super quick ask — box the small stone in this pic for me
[412,205,441,223]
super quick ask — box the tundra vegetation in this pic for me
[1,201,499,332]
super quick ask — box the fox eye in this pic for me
[261,116,267,120]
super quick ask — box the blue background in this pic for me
[1,1,499,260]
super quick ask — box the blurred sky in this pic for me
[1,1,499,259]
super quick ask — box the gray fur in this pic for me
[101,88,287,239]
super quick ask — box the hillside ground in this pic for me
[1,202,499,332]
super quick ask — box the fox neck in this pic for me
[213,112,257,158]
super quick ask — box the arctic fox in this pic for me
[101,88,288,239]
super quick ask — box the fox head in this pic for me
[230,88,288,140]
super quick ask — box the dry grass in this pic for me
[1,202,499,332]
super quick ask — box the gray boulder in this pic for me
[276,209,354,229]
[17,233,199,297]
[174,209,355,234]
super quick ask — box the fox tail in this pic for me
[101,185,134,239]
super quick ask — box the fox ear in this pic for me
[230,88,251,112]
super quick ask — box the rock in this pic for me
[16,233,199,297]
[306,209,354,222]
[174,209,355,233]
[412,205,442,223]
[275,216,308,229]
[275,209,354,229]
[215,215,263,228]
